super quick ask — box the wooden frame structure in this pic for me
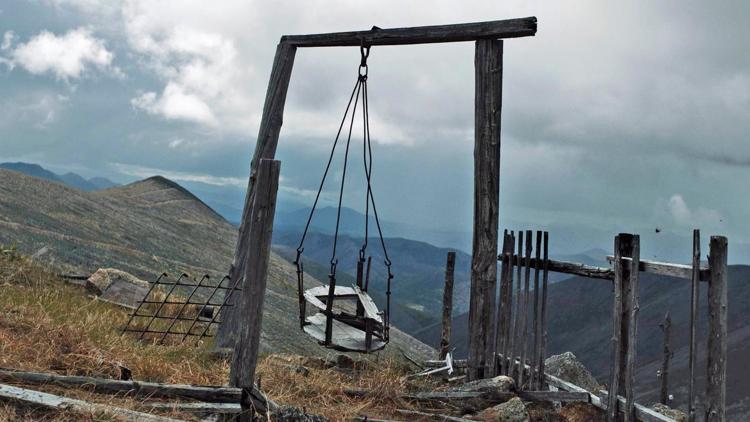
[212,16,537,419]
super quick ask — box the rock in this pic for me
[334,354,357,370]
[526,401,563,422]
[651,403,686,422]
[475,397,529,422]
[559,402,605,422]
[86,268,149,308]
[544,352,600,392]
[300,356,332,369]
[453,375,516,393]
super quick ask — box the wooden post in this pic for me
[607,234,625,422]
[439,252,457,360]
[659,312,672,405]
[229,159,281,422]
[216,42,296,349]
[624,235,640,422]
[495,232,514,375]
[688,230,700,422]
[468,38,503,380]
[706,236,728,422]
[519,230,532,389]
[537,231,549,389]
[531,231,542,389]
[510,231,524,379]
[501,231,515,375]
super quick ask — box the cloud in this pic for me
[131,83,218,126]
[1,31,15,50]
[3,27,121,80]
[664,194,722,227]
[113,163,246,187]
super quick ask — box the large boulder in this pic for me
[86,268,149,308]
[475,397,529,422]
[559,402,605,422]
[544,352,600,392]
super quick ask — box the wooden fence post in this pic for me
[688,229,700,422]
[495,231,514,375]
[439,252,457,360]
[706,235,728,422]
[608,233,638,422]
[659,312,672,405]
[216,42,296,349]
[531,230,542,389]
[468,38,503,380]
[229,159,281,421]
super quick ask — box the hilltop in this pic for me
[0,168,433,360]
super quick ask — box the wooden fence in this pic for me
[461,229,728,422]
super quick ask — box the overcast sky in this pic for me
[1,1,749,258]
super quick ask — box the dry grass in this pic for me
[0,249,434,421]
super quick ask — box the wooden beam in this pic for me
[468,38,503,381]
[439,251,456,360]
[281,17,537,47]
[605,256,710,281]
[0,383,183,422]
[230,159,281,422]
[507,255,615,280]
[688,230,700,422]
[216,42,296,349]
[607,234,626,422]
[705,235,728,422]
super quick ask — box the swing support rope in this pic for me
[293,42,393,348]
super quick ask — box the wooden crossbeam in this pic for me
[606,256,710,281]
[281,17,537,47]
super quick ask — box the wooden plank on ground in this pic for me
[0,383,183,422]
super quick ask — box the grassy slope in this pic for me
[0,169,433,361]
[0,250,436,421]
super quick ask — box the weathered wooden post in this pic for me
[495,231,514,375]
[705,235,728,422]
[659,311,672,405]
[439,252,456,360]
[468,38,503,380]
[608,233,639,422]
[229,159,281,421]
[216,42,296,349]
[688,229,700,422]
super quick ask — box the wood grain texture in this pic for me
[532,231,542,388]
[440,251,456,360]
[688,230,700,422]
[468,38,503,381]
[217,42,296,349]
[624,235,640,422]
[507,255,614,280]
[519,229,533,389]
[281,17,537,47]
[608,235,624,422]
[660,312,672,405]
[0,383,182,422]
[706,235,728,422]
[605,256,710,281]
[229,159,281,421]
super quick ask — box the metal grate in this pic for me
[121,272,241,345]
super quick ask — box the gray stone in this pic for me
[544,352,600,392]
[271,405,329,422]
[453,375,516,393]
[475,397,529,422]
[651,403,687,422]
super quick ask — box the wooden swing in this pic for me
[293,44,392,353]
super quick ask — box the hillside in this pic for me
[416,266,750,419]
[0,168,433,360]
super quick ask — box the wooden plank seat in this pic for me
[303,313,386,352]
[301,284,386,352]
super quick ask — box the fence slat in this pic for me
[608,234,624,422]
[440,252,457,360]
[706,236,728,422]
[624,235,640,422]
[688,229,700,422]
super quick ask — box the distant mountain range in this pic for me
[0,162,119,191]
[0,168,432,360]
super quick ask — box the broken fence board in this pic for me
[0,383,183,422]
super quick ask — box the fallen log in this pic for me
[0,383,183,422]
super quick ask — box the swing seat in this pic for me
[301,284,386,352]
